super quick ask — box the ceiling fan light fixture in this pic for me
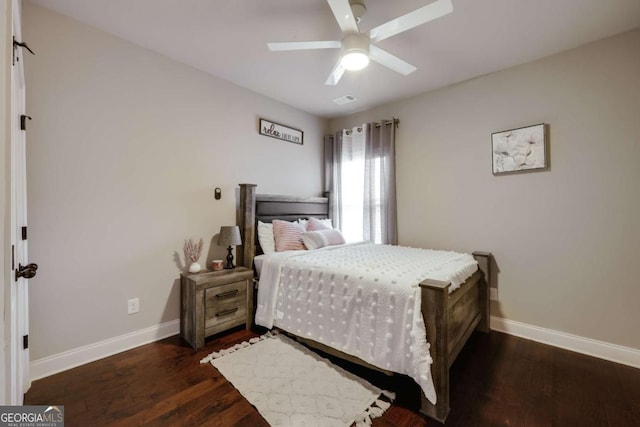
[269,0,449,85]
[341,51,369,70]
[340,33,370,71]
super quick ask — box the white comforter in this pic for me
[255,242,478,404]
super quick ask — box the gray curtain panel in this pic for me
[324,132,343,231]
[324,121,397,245]
[363,122,398,245]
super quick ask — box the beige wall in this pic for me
[22,1,640,362]
[330,30,640,350]
[23,3,327,360]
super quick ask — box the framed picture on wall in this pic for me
[491,123,549,175]
[259,118,303,145]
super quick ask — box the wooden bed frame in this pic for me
[236,183,492,423]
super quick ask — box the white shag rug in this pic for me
[201,332,394,427]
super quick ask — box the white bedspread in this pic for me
[255,242,478,404]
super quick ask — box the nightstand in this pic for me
[180,266,254,349]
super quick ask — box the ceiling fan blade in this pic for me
[325,59,346,85]
[268,41,341,51]
[369,45,417,76]
[369,0,453,43]
[327,0,359,34]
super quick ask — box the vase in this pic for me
[188,262,201,273]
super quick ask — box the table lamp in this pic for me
[218,226,242,269]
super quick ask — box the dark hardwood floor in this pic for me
[25,328,640,426]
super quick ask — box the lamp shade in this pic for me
[218,226,242,247]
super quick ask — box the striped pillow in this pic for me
[306,217,332,231]
[302,229,346,250]
[272,220,306,251]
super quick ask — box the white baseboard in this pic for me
[30,316,640,381]
[490,316,640,369]
[30,319,180,381]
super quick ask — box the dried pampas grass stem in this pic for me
[184,238,203,264]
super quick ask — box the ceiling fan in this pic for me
[267,0,453,85]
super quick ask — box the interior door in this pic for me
[9,0,35,403]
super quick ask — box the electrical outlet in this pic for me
[127,298,139,314]
[490,288,498,301]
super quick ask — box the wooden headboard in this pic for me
[237,184,329,268]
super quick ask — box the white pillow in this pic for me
[302,229,346,250]
[257,221,276,254]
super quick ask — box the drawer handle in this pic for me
[216,307,239,318]
[216,290,239,299]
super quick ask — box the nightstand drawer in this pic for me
[204,280,246,307]
[205,300,247,330]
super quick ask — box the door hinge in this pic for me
[20,115,32,131]
[13,36,35,66]
[23,335,29,350]
[22,226,28,240]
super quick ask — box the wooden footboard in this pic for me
[419,252,492,423]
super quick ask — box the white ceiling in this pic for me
[29,0,640,119]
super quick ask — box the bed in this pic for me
[236,183,492,423]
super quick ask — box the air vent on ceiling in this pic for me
[333,95,357,105]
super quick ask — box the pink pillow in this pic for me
[272,220,306,251]
[306,217,332,231]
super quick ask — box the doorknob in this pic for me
[15,263,38,281]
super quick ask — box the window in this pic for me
[340,153,365,242]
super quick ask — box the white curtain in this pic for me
[325,121,398,244]
[340,126,367,242]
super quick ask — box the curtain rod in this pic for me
[341,118,400,135]
[374,118,399,129]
